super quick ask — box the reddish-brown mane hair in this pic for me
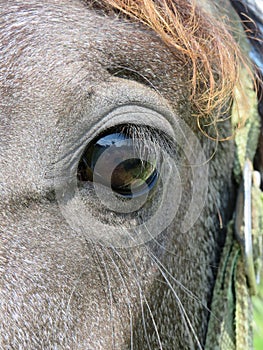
[91,0,254,138]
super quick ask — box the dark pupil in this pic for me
[77,128,158,198]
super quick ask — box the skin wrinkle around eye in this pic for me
[53,90,189,248]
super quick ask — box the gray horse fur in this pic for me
[0,0,261,349]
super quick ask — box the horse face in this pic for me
[0,1,257,349]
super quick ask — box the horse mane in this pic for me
[90,0,255,138]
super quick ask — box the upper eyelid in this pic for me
[106,124,175,156]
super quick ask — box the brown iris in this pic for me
[77,126,158,198]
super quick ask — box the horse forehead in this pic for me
[0,0,243,87]
[0,0,193,134]
[0,0,243,89]
[1,2,169,62]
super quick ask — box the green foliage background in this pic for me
[253,282,263,349]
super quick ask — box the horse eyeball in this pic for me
[77,127,159,198]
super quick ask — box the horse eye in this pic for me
[77,126,159,198]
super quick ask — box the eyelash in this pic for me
[112,124,174,163]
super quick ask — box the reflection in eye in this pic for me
[77,125,159,198]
